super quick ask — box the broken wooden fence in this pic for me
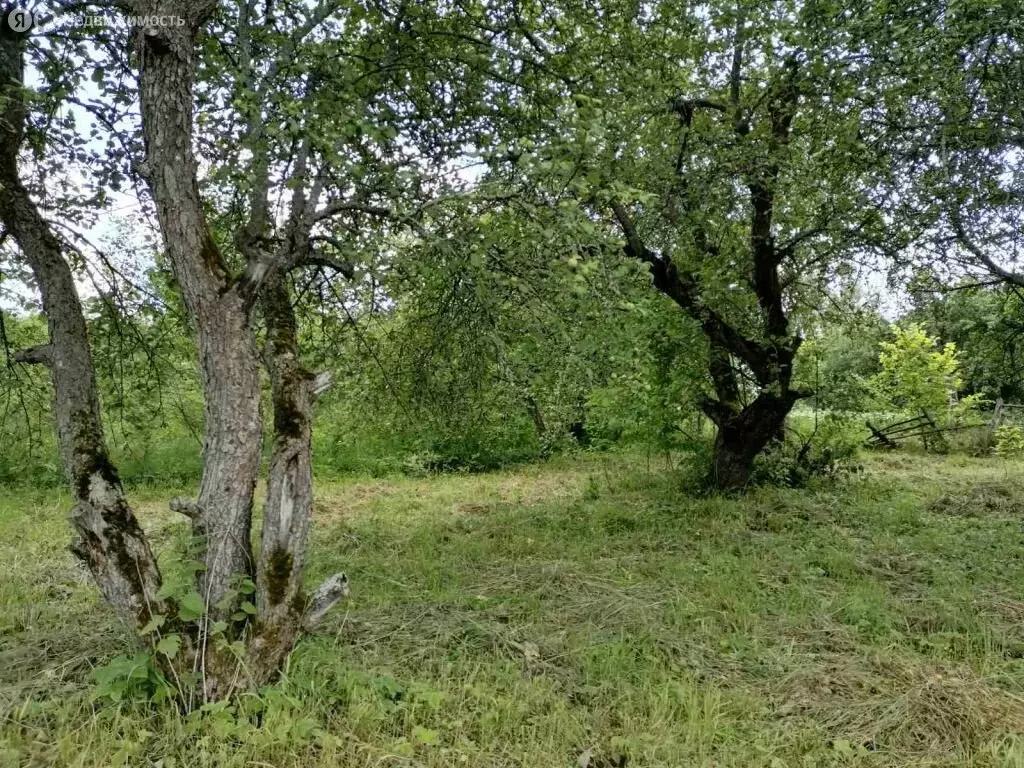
[865,402,1021,450]
[865,410,941,449]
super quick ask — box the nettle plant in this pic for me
[90,542,270,706]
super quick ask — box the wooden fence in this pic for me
[864,399,1022,450]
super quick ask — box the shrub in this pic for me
[752,415,862,488]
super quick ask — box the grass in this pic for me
[4,451,1024,766]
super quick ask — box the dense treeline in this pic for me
[5,268,1024,485]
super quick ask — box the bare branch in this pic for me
[169,496,201,519]
[303,572,349,629]
[298,252,355,278]
[13,344,53,365]
[312,370,333,397]
[951,214,1024,288]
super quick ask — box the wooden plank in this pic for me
[882,421,933,438]
[879,415,929,430]
[865,420,899,448]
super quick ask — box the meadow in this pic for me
[3,450,1024,767]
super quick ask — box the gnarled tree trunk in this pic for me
[130,0,348,692]
[0,29,165,626]
[610,43,809,491]
[705,391,799,491]
[135,10,264,629]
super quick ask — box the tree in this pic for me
[871,324,965,418]
[464,0,893,488]
[793,299,888,414]
[905,282,1024,403]
[1,23,167,628]
[860,0,1024,288]
[0,0,484,695]
[4,0,520,696]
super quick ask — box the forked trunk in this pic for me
[705,391,796,491]
[130,4,350,696]
[135,16,263,618]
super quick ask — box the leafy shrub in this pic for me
[753,416,862,488]
[994,425,1024,459]
[870,324,964,417]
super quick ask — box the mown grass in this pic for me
[4,451,1024,766]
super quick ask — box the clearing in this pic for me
[3,452,1024,766]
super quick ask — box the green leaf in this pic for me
[177,591,206,621]
[240,601,257,615]
[156,634,182,659]
[412,726,440,746]
[140,614,166,635]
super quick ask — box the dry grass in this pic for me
[779,653,1024,758]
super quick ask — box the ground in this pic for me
[3,451,1024,767]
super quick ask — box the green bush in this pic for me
[752,415,862,488]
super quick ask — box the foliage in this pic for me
[906,284,1024,403]
[793,299,889,413]
[0,312,57,484]
[994,426,1024,460]
[751,415,863,488]
[871,324,968,418]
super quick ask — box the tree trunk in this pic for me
[705,391,796,491]
[130,4,350,693]
[0,29,165,626]
[135,15,263,619]
[247,273,316,682]
[525,395,547,441]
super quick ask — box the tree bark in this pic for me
[130,2,350,687]
[704,392,797,491]
[134,10,263,618]
[0,29,164,626]
[524,395,547,441]
[247,273,316,682]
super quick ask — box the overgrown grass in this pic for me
[4,452,1024,766]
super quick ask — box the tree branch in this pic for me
[303,572,349,629]
[610,199,777,384]
[169,496,201,519]
[13,344,53,365]
[951,214,1024,288]
[311,200,394,223]
[298,252,355,278]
